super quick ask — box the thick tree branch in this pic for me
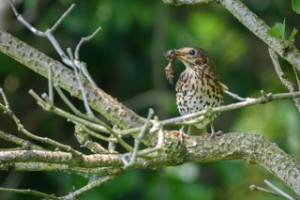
[0,132,299,195]
[0,28,145,129]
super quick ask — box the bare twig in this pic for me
[47,63,54,105]
[0,88,83,156]
[122,109,154,168]
[160,91,300,126]
[225,90,250,101]
[0,130,44,150]
[0,87,10,110]
[74,125,110,153]
[264,180,298,200]
[54,85,109,128]
[269,48,295,92]
[29,90,132,152]
[250,184,284,199]
[162,0,212,4]
[250,180,298,200]
[54,85,83,116]
[0,187,59,200]
[292,66,300,91]
[79,125,117,142]
[269,48,300,111]
[74,27,101,84]
[70,53,94,117]
[62,174,119,199]
[8,1,75,65]
[9,0,97,117]
[136,118,164,157]
[29,90,110,133]
[29,90,134,152]
[0,29,146,129]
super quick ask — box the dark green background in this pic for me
[0,0,299,199]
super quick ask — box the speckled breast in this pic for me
[175,69,223,128]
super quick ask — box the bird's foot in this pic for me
[209,130,223,140]
[169,127,188,144]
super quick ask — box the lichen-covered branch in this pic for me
[184,133,300,196]
[0,132,299,195]
[0,28,145,129]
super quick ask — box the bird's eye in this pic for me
[189,49,196,56]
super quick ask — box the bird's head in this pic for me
[165,47,211,71]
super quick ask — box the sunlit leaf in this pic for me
[292,0,300,14]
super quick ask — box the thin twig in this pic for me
[269,48,295,92]
[30,90,134,152]
[0,87,10,110]
[122,108,154,168]
[54,85,82,116]
[62,174,119,199]
[71,54,95,117]
[29,90,109,133]
[54,85,108,127]
[0,187,59,200]
[264,179,297,200]
[292,66,300,91]
[47,63,54,105]
[74,125,110,153]
[0,130,44,150]
[80,125,117,142]
[50,4,76,32]
[225,90,250,101]
[9,0,101,118]
[0,89,83,156]
[137,120,164,157]
[75,27,101,61]
[113,91,300,136]
[250,184,283,198]
[160,91,300,126]
[269,48,300,111]
[8,1,75,65]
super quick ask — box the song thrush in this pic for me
[165,47,227,134]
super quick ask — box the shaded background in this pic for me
[0,0,299,199]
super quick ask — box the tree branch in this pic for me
[269,48,300,111]
[0,132,299,195]
[0,28,145,129]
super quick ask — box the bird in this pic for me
[164,47,227,135]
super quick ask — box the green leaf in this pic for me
[292,0,300,14]
[288,28,298,44]
[267,22,285,39]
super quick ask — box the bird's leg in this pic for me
[210,123,215,138]
[209,123,223,139]
[179,126,187,144]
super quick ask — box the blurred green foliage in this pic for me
[0,0,299,199]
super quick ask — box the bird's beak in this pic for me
[164,49,186,60]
